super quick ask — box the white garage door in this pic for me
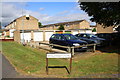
[21,33,31,42]
[72,31,78,35]
[79,30,86,33]
[45,31,54,41]
[33,32,43,41]
[86,30,92,33]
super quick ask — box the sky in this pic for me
[1,2,96,28]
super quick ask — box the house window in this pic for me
[12,24,14,28]
[66,24,69,27]
[15,22,16,26]
[55,25,59,27]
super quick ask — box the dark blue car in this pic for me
[49,34,88,51]
[75,33,106,46]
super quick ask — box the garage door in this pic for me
[72,31,78,35]
[45,31,54,41]
[34,32,43,41]
[86,30,92,33]
[20,33,31,42]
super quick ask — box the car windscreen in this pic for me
[88,34,98,38]
[64,34,78,40]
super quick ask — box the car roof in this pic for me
[78,33,92,35]
[53,34,72,35]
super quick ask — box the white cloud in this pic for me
[1,3,23,27]
[1,2,95,28]
[41,13,90,25]
[39,8,45,11]
[1,3,48,27]
[56,10,70,15]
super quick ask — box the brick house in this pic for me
[5,15,39,30]
[40,20,90,30]
[3,15,39,38]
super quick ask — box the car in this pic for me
[75,33,106,46]
[96,32,120,45]
[96,33,112,45]
[49,34,88,51]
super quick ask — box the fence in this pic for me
[38,42,96,55]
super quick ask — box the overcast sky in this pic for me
[1,2,96,28]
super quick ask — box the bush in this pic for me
[92,28,96,32]
[58,25,65,30]
[5,35,10,38]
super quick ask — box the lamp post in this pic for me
[21,2,29,45]
[22,14,29,46]
[21,7,25,45]
[21,3,29,45]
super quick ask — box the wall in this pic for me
[5,21,16,29]
[40,26,54,30]
[96,24,113,33]
[79,20,90,29]
[16,15,39,30]
[14,30,21,43]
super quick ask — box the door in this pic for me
[33,32,43,41]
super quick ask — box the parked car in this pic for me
[49,34,88,51]
[96,32,120,45]
[75,33,106,46]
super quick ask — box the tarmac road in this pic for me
[1,53,35,78]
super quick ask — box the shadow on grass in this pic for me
[96,45,120,54]
[48,66,70,74]
[50,44,120,54]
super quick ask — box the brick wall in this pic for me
[16,15,39,30]
[14,30,21,43]
[96,24,113,33]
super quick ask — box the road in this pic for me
[1,53,35,78]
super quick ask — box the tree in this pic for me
[38,22,43,28]
[92,28,96,32]
[115,26,120,32]
[58,25,65,30]
[78,2,120,27]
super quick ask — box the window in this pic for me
[51,35,55,38]
[78,34,84,37]
[15,22,16,26]
[64,34,78,40]
[55,25,59,27]
[66,24,69,27]
[12,24,14,28]
[83,34,87,37]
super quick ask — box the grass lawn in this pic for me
[2,41,119,78]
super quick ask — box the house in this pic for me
[40,20,90,30]
[5,15,39,30]
[3,15,39,38]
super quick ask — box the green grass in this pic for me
[2,41,119,78]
